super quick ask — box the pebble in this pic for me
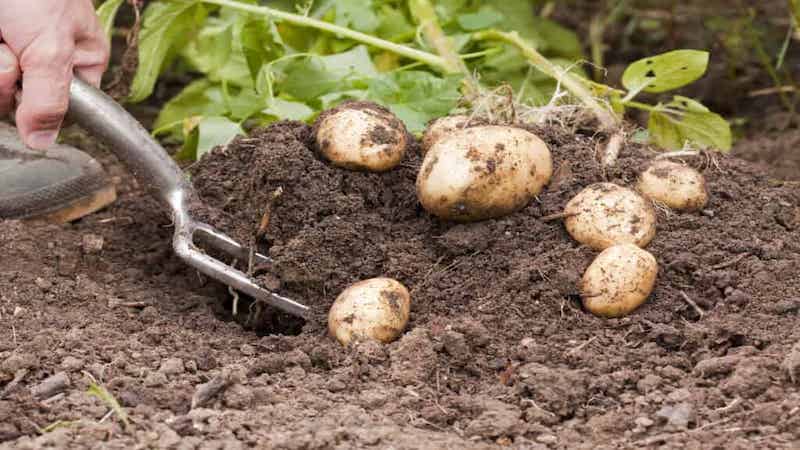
[159,358,185,375]
[634,417,654,428]
[81,234,105,254]
[536,434,558,444]
[144,371,168,387]
[656,402,694,429]
[60,356,84,372]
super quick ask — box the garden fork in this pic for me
[67,77,309,319]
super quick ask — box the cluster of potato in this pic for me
[564,160,708,318]
[311,102,708,345]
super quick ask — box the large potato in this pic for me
[564,183,656,250]
[328,278,411,346]
[416,125,553,222]
[581,244,658,318]
[637,160,708,211]
[313,102,409,172]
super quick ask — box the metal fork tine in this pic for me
[194,224,273,267]
[174,236,309,318]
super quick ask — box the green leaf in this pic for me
[239,17,285,82]
[648,98,732,152]
[87,382,129,429]
[197,116,244,158]
[457,6,504,31]
[262,98,315,121]
[333,0,380,32]
[129,0,206,102]
[96,0,125,41]
[375,5,415,40]
[622,50,710,95]
[280,45,378,101]
[153,80,228,136]
[367,71,462,133]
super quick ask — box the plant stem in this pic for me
[199,0,447,71]
[474,29,620,131]
[408,0,479,94]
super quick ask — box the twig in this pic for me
[566,336,598,355]
[679,291,705,319]
[540,212,578,222]
[0,369,28,399]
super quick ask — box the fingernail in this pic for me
[27,130,58,149]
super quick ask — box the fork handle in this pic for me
[67,77,194,213]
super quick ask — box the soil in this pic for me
[2,113,799,449]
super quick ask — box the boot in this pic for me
[0,123,116,223]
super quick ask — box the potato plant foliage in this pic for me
[98,0,732,158]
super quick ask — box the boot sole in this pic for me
[25,184,117,224]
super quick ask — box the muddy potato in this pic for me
[416,125,553,222]
[421,115,480,154]
[328,278,411,346]
[314,102,409,172]
[564,183,656,250]
[581,244,658,318]
[637,160,708,211]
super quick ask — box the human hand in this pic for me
[0,0,110,149]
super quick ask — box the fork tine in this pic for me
[173,235,309,318]
[194,223,272,267]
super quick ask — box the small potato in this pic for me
[564,183,656,250]
[314,102,409,172]
[417,125,553,222]
[581,244,658,318]
[637,160,708,211]
[328,278,411,346]
[421,115,483,154]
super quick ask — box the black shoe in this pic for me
[0,123,116,223]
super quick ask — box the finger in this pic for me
[74,43,109,88]
[16,35,75,150]
[0,44,20,117]
[74,10,111,88]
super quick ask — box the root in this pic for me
[602,129,626,167]
[679,291,705,319]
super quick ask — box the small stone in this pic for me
[536,434,558,444]
[12,306,24,317]
[34,277,53,291]
[327,378,347,393]
[159,358,185,376]
[636,374,662,394]
[60,356,83,372]
[239,344,256,356]
[634,417,654,428]
[655,402,694,429]
[81,234,104,254]
[144,371,168,387]
[666,388,692,403]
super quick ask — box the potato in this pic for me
[416,125,553,222]
[581,244,658,318]
[637,160,708,211]
[328,277,411,346]
[421,115,483,154]
[564,183,656,250]
[313,102,409,172]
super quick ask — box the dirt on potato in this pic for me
[2,116,799,449]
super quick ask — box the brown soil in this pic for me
[2,117,799,449]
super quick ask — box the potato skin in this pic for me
[416,125,553,222]
[637,160,708,211]
[421,115,484,154]
[314,102,409,172]
[564,183,656,250]
[328,278,411,346]
[581,244,658,318]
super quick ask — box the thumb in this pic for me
[15,35,75,150]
